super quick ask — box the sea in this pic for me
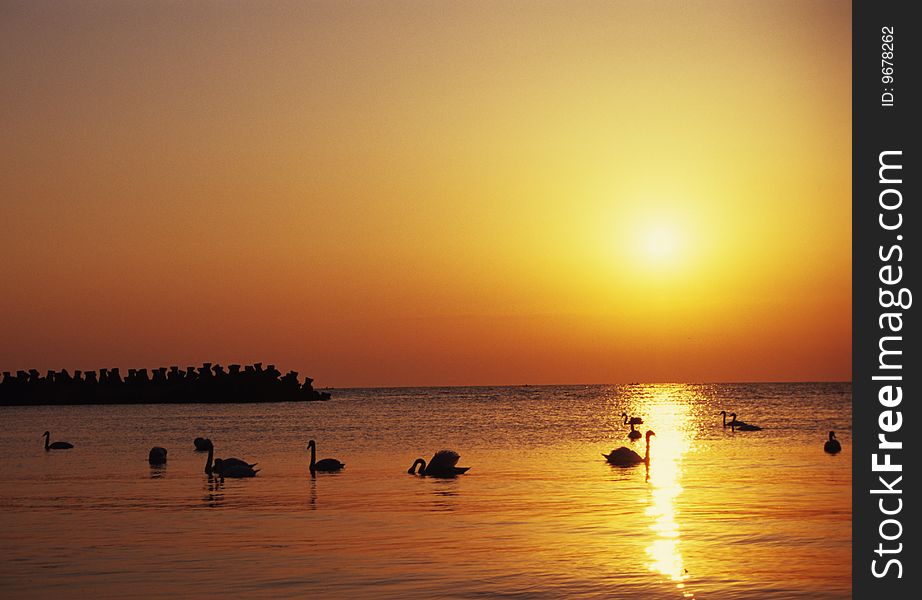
[0,383,851,599]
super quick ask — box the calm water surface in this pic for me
[0,383,851,599]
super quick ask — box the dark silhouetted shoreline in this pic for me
[0,362,330,406]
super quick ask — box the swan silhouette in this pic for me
[627,422,642,440]
[193,437,210,451]
[729,413,762,431]
[308,439,344,473]
[719,410,729,428]
[42,431,73,450]
[621,412,644,425]
[203,441,215,474]
[148,447,168,465]
[603,430,655,466]
[214,458,259,478]
[824,431,842,454]
[202,440,257,475]
[408,450,470,477]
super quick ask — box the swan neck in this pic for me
[309,443,316,469]
[416,459,427,475]
[205,446,213,475]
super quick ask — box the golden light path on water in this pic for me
[643,387,695,598]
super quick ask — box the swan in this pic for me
[202,440,256,475]
[621,412,644,425]
[729,413,762,431]
[732,422,761,431]
[42,431,73,450]
[194,437,210,451]
[408,450,470,477]
[148,447,168,465]
[214,458,259,478]
[307,440,344,473]
[203,441,216,474]
[627,422,642,440]
[720,410,729,428]
[603,430,655,466]
[824,431,842,454]
[216,455,256,469]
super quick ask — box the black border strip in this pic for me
[853,1,917,597]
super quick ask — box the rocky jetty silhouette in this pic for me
[0,362,331,406]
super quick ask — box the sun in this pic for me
[642,224,679,263]
[602,204,698,282]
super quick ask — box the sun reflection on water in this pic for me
[643,387,694,597]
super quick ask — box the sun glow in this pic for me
[643,225,679,262]
[602,200,702,281]
[0,0,851,386]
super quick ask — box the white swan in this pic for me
[604,430,654,466]
[214,458,259,478]
[202,440,257,475]
[729,413,762,431]
[43,431,73,450]
[408,450,470,477]
[148,447,167,465]
[621,412,644,425]
[627,422,642,440]
[308,439,344,473]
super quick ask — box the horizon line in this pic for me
[319,380,853,390]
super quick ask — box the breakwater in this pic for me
[0,362,330,405]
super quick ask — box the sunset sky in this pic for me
[0,1,850,387]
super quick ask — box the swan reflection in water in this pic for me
[643,390,695,598]
[202,474,225,507]
[428,479,462,512]
[306,475,318,509]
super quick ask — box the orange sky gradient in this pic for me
[0,1,851,387]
